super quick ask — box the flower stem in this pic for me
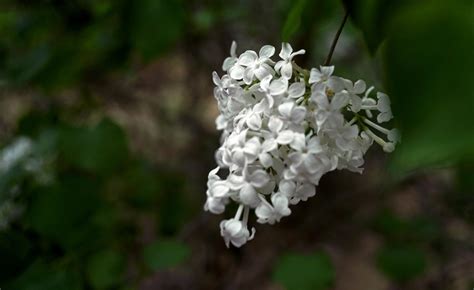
[324,9,349,66]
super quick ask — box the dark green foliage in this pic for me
[385,1,474,172]
[5,260,83,290]
[344,0,474,172]
[281,0,308,41]
[273,251,335,290]
[143,240,191,271]
[58,118,129,175]
[27,175,102,249]
[376,244,427,283]
[130,0,186,60]
[342,0,405,54]
[0,231,32,281]
[0,0,187,89]
[86,249,126,289]
[372,210,441,243]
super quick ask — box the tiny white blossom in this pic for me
[275,43,305,79]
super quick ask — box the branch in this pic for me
[324,9,349,66]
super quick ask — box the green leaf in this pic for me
[372,210,441,243]
[273,251,335,290]
[384,1,474,172]
[6,260,82,290]
[59,118,129,175]
[376,244,426,283]
[343,0,405,54]
[124,161,161,208]
[143,239,190,271]
[158,173,187,235]
[130,0,185,60]
[27,175,101,249]
[86,249,126,289]
[0,231,32,282]
[281,0,308,41]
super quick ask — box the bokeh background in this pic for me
[0,0,473,290]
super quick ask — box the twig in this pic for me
[324,9,349,66]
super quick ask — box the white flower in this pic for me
[275,43,305,79]
[243,137,274,168]
[209,42,398,247]
[287,81,306,99]
[311,90,348,129]
[220,205,255,247]
[230,45,275,84]
[342,78,366,112]
[222,41,238,71]
[0,137,33,173]
[261,116,295,148]
[260,75,289,96]
[255,193,291,224]
[204,167,229,214]
[278,102,307,125]
[227,168,270,207]
[309,65,334,84]
[278,180,316,205]
[376,92,393,123]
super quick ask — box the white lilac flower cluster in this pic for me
[206,42,399,247]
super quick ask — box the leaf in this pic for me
[384,1,474,172]
[0,231,32,282]
[129,0,185,60]
[5,260,82,290]
[86,249,126,289]
[124,160,161,209]
[143,239,190,271]
[281,0,308,41]
[27,175,101,249]
[158,173,187,235]
[372,210,441,242]
[376,244,426,283]
[59,118,129,175]
[342,0,405,54]
[273,251,335,290]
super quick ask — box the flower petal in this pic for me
[268,116,284,133]
[259,45,275,59]
[279,42,293,59]
[238,50,257,66]
[288,82,305,98]
[249,170,270,188]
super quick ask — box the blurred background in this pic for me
[0,0,473,289]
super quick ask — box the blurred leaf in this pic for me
[124,161,160,208]
[273,251,334,290]
[372,210,440,242]
[143,239,190,271]
[157,173,186,235]
[192,9,215,33]
[86,249,126,289]
[130,0,185,60]
[342,0,405,54]
[447,165,474,223]
[376,244,426,283]
[385,1,474,172]
[27,175,101,249]
[281,0,308,41]
[0,231,31,282]
[6,260,82,290]
[59,118,129,175]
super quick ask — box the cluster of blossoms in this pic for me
[205,42,399,247]
[0,137,53,230]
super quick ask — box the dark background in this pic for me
[0,0,473,289]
